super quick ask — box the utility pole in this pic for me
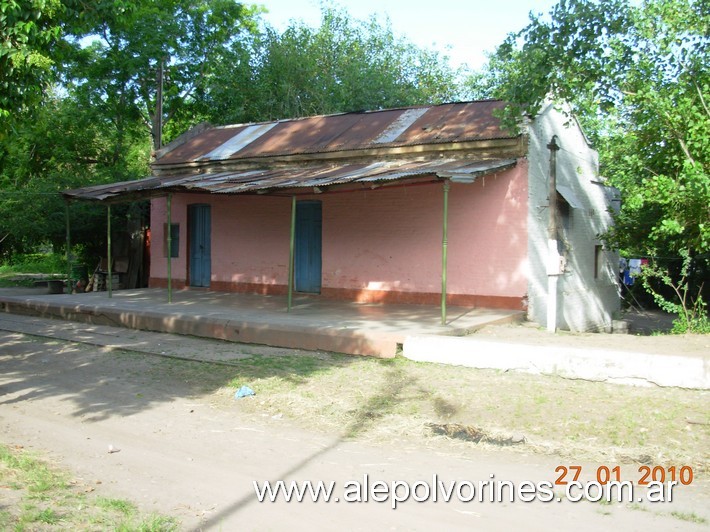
[153,59,164,152]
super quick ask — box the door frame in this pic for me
[294,200,322,294]
[187,203,211,288]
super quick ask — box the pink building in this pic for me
[66,100,620,332]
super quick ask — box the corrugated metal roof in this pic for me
[154,100,515,166]
[63,159,518,202]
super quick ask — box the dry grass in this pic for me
[200,352,710,470]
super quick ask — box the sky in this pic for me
[253,0,558,70]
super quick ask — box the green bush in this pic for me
[0,252,67,274]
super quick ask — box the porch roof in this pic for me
[63,157,518,203]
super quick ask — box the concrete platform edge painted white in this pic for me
[403,336,709,390]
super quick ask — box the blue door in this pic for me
[295,201,322,293]
[189,204,211,287]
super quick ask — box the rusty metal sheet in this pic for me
[154,101,517,166]
[63,158,518,201]
[396,100,510,145]
[157,126,250,165]
[198,123,279,161]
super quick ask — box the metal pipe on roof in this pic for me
[287,195,296,312]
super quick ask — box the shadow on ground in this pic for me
[0,330,357,423]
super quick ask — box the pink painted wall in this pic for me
[321,162,528,299]
[151,197,187,282]
[151,194,291,287]
[150,161,528,304]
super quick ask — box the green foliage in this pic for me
[60,0,262,149]
[472,0,709,326]
[0,251,67,273]
[0,0,64,116]
[639,251,710,334]
[202,5,463,124]
[0,93,150,254]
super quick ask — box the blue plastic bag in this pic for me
[235,385,255,399]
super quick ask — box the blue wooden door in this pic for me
[188,204,211,287]
[295,201,322,293]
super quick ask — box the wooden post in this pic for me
[441,180,450,325]
[287,195,296,311]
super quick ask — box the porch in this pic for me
[0,288,523,357]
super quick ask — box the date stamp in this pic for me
[554,465,694,486]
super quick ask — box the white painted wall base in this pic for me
[403,336,709,389]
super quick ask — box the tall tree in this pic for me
[202,6,463,124]
[0,0,64,117]
[472,0,709,329]
[60,0,261,152]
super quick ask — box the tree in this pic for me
[0,92,149,254]
[0,0,262,257]
[202,6,463,124]
[472,0,709,330]
[0,0,64,117]
[59,0,261,151]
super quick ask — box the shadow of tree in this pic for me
[0,329,357,423]
[197,360,427,529]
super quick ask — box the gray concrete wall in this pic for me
[526,103,620,331]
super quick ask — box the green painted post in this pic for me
[65,201,71,294]
[441,181,450,325]
[167,194,172,304]
[287,195,296,311]
[107,204,112,298]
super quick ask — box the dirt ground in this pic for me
[0,310,708,530]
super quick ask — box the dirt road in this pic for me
[0,318,708,530]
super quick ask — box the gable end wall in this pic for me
[526,104,620,331]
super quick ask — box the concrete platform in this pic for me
[0,288,523,357]
[403,335,710,389]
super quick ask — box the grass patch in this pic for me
[0,252,67,275]
[96,497,137,515]
[670,511,707,524]
[191,350,710,468]
[0,251,68,287]
[0,443,179,530]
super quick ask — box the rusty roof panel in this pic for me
[397,101,508,145]
[64,158,518,201]
[199,123,279,161]
[373,108,429,144]
[229,111,399,159]
[154,101,516,166]
[158,126,250,163]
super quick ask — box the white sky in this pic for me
[253,0,558,70]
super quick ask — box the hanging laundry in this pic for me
[629,258,642,278]
[619,257,628,274]
[623,268,634,285]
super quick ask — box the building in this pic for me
[64,100,620,332]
